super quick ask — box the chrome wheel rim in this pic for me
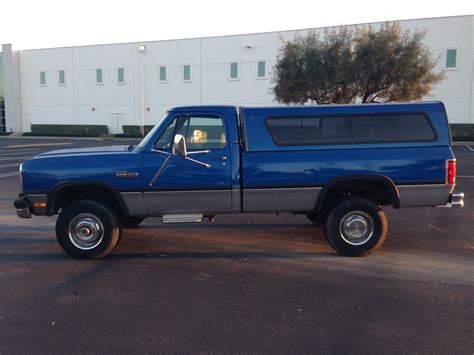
[68,213,104,250]
[339,210,374,246]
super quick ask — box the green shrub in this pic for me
[450,124,474,142]
[121,125,155,138]
[28,124,108,137]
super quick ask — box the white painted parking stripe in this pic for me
[4,142,73,149]
[464,145,474,152]
[0,156,33,161]
[0,163,20,169]
[0,172,19,178]
[0,150,41,156]
[458,175,474,178]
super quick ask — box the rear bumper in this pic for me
[449,192,465,208]
[435,192,465,208]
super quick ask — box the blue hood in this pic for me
[37,145,131,157]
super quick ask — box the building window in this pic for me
[159,66,167,82]
[96,69,103,84]
[257,61,266,79]
[59,70,66,85]
[183,65,191,81]
[40,71,46,86]
[446,49,457,69]
[230,62,239,80]
[117,68,125,83]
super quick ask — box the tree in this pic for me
[272,22,444,104]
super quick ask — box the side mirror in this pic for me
[173,134,187,157]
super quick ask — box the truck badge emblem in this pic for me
[116,171,139,178]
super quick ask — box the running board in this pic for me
[162,214,203,224]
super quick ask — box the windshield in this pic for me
[136,114,169,150]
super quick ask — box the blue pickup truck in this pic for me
[14,102,464,259]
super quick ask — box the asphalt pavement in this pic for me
[0,137,473,354]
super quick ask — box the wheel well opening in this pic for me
[51,185,127,217]
[319,179,395,211]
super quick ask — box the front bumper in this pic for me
[14,196,31,218]
[13,193,48,218]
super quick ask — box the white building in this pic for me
[1,14,473,134]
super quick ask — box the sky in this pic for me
[0,0,473,50]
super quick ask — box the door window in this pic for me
[155,116,226,150]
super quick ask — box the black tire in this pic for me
[56,200,122,259]
[324,198,388,256]
[121,216,145,229]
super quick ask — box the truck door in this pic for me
[141,113,233,214]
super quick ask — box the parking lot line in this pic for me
[0,150,41,157]
[0,172,19,178]
[4,143,73,149]
[0,156,33,161]
[0,163,21,169]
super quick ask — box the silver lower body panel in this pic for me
[397,184,454,207]
[243,187,322,212]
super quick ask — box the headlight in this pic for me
[19,163,23,184]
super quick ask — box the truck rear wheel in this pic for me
[56,200,122,259]
[324,198,387,256]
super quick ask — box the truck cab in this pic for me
[14,102,464,259]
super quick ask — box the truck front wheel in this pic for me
[56,200,122,259]
[324,198,388,256]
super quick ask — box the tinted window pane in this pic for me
[257,61,265,77]
[159,66,167,81]
[446,49,457,68]
[230,63,238,79]
[59,70,65,84]
[266,117,351,145]
[118,68,125,83]
[352,114,435,143]
[183,65,191,80]
[96,69,103,83]
[40,71,46,85]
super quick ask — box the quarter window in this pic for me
[266,117,352,145]
[352,114,435,142]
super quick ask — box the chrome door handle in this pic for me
[212,156,228,160]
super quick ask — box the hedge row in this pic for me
[26,124,109,137]
[117,125,155,138]
[450,124,474,142]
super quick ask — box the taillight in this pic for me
[446,159,456,185]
